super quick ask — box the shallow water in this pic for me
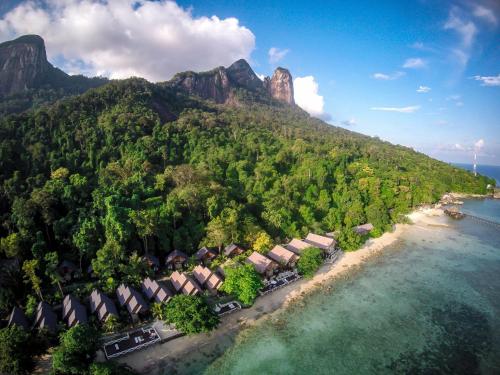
[175,200,500,375]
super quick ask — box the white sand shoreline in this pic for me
[117,207,446,374]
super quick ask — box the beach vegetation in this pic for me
[221,263,263,305]
[0,325,33,375]
[52,324,99,375]
[162,294,219,334]
[297,247,323,278]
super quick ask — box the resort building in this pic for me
[165,250,188,270]
[116,284,148,316]
[142,254,160,272]
[246,251,278,278]
[354,223,374,236]
[267,245,299,268]
[224,243,245,257]
[193,265,223,291]
[194,246,219,264]
[34,301,57,333]
[170,271,202,296]
[141,277,174,303]
[304,233,337,251]
[8,306,29,330]
[62,294,88,327]
[89,289,118,322]
[286,238,312,255]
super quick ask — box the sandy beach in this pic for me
[117,207,446,374]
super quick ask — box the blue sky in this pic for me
[1,0,499,165]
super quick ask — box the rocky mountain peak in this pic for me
[265,67,294,105]
[0,34,52,96]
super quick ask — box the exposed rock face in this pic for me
[0,35,52,96]
[168,59,295,105]
[264,67,294,105]
[169,67,231,103]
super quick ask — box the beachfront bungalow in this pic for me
[141,277,174,303]
[58,260,77,281]
[286,238,312,255]
[142,254,160,272]
[8,306,29,330]
[246,251,278,278]
[304,233,337,251]
[194,246,219,265]
[224,243,245,258]
[62,294,88,327]
[354,223,374,236]
[267,245,299,269]
[170,271,202,296]
[193,265,223,292]
[116,284,148,316]
[89,289,118,322]
[34,301,57,333]
[165,250,188,270]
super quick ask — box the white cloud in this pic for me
[370,105,421,113]
[444,8,477,48]
[473,5,497,25]
[0,0,256,81]
[372,71,405,80]
[403,58,426,69]
[455,143,464,150]
[256,73,265,81]
[473,74,500,86]
[293,75,326,118]
[416,85,431,93]
[268,47,289,64]
[475,139,485,150]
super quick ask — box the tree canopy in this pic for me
[221,263,263,305]
[297,247,324,278]
[162,294,219,334]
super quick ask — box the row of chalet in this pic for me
[8,295,87,334]
[8,265,225,332]
[246,233,337,278]
[115,266,225,319]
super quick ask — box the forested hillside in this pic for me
[0,77,493,314]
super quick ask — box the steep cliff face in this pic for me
[0,35,52,96]
[168,67,231,103]
[264,67,294,105]
[168,59,295,106]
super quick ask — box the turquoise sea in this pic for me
[173,198,500,375]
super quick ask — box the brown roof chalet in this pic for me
[8,306,29,330]
[89,289,118,322]
[141,277,174,303]
[34,301,57,333]
[286,238,312,255]
[116,284,148,315]
[62,294,88,327]
[267,245,299,266]
[246,251,277,275]
[195,247,218,262]
[193,265,223,290]
[224,243,245,257]
[170,271,201,296]
[304,233,336,250]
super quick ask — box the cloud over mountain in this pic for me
[294,75,329,120]
[0,0,255,82]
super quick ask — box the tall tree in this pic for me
[22,259,43,300]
